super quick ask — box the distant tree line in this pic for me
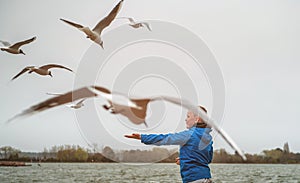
[212,148,300,164]
[1,144,299,164]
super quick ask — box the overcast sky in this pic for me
[0,0,299,155]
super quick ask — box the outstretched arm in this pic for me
[125,130,192,146]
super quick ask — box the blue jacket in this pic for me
[141,127,213,183]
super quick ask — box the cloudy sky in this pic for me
[0,0,299,155]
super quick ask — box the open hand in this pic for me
[124,133,141,140]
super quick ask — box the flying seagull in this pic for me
[60,0,124,49]
[117,17,151,31]
[11,64,73,81]
[92,91,247,160]
[6,86,246,160]
[0,36,36,55]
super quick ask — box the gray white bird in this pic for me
[11,64,73,81]
[98,93,247,160]
[60,0,124,49]
[0,36,36,55]
[117,17,151,31]
[6,85,246,160]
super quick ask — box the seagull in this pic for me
[98,93,247,160]
[6,86,247,160]
[117,17,151,31]
[60,0,124,49]
[11,64,73,81]
[0,36,36,55]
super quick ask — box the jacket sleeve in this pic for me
[141,130,192,146]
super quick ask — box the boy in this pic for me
[125,106,213,183]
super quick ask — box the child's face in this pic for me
[185,111,197,129]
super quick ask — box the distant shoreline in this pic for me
[0,161,32,167]
[2,144,299,164]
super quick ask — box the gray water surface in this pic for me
[0,163,299,183]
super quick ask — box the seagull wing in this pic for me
[92,0,124,34]
[39,64,73,72]
[0,40,11,47]
[91,90,148,126]
[60,18,95,38]
[11,66,34,81]
[6,85,110,123]
[60,18,84,29]
[113,103,149,127]
[126,98,151,126]
[10,36,36,49]
[101,98,150,127]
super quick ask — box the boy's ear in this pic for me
[196,116,201,123]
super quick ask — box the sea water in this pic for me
[0,163,299,183]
